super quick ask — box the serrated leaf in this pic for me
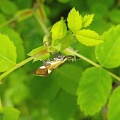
[0,27,25,62]
[67,8,82,33]
[51,18,67,40]
[77,67,112,116]
[75,29,103,46]
[95,25,120,68]
[108,86,120,120]
[82,14,94,27]
[0,33,17,72]
[28,46,50,62]
[3,106,20,120]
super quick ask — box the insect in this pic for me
[34,55,75,77]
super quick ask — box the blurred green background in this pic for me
[0,0,120,120]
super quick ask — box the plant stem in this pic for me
[0,56,33,83]
[66,48,120,81]
[33,10,48,34]
[0,18,16,28]
[66,48,100,67]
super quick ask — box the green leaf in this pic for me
[95,25,120,68]
[28,46,50,62]
[67,8,82,33]
[0,0,18,15]
[82,14,94,27]
[3,106,20,120]
[0,33,17,72]
[0,27,25,62]
[49,90,77,120]
[75,29,103,46]
[51,18,67,40]
[77,67,112,115]
[108,86,120,120]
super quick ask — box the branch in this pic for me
[0,56,33,83]
[66,48,120,81]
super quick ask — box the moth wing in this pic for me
[34,66,49,77]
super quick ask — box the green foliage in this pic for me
[0,1,120,120]
[49,7,101,50]
[0,33,16,72]
[15,9,33,22]
[0,100,20,120]
[57,0,69,3]
[53,63,82,95]
[107,86,120,120]
[49,90,77,120]
[0,0,18,15]
[95,25,120,68]
[75,29,103,46]
[0,98,2,112]
[28,46,50,62]
[0,13,6,23]
[109,9,120,24]
[77,67,112,115]
[0,27,25,62]
[67,8,82,33]
[3,106,20,120]
[0,113,3,120]
[51,18,67,40]
[82,14,94,27]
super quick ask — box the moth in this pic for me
[34,55,75,77]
